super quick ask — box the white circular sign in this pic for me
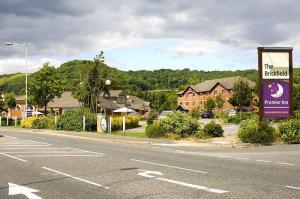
[100,117,107,131]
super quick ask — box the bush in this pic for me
[111,115,140,131]
[228,112,258,124]
[20,117,39,128]
[238,118,275,144]
[32,117,55,129]
[277,119,300,144]
[190,108,201,119]
[145,122,166,138]
[203,121,224,137]
[159,111,200,138]
[56,108,96,132]
[146,118,154,125]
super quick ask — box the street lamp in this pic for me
[5,42,29,118]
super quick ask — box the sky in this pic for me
[0,0,300,74]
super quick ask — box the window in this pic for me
[222,90,225,95]
[214,91,218,95]
[199,101,202,105]
[193,93,195,97]
[186,102,189,106]
[180,102,183,105]
[193,101,195,105]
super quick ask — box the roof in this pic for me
[176,104,189,111]
[15,95,26,101]
[178,76,255,95]
[98,97,121,109]
[127,95,150,111]
[48,92,81,108]
[109,90,125,97]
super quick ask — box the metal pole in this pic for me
[83,116,86,131]
[25,44,28,118]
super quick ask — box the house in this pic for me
[47,90,151,115]
[9,95,35,118]
[177,76,256,113]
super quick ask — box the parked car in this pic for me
[228,109,237,117]
[159,111,173,119]
[201,110,214,118]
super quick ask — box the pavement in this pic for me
[0,128,300,198]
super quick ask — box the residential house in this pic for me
[47,90,150,115]
[9,95,34,118]
[177,76,256,113]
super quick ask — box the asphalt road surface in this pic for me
[0,129,299,199]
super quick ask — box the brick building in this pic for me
[177,76,256,112]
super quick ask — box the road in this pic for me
[0,129,299,199]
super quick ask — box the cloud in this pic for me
[0,0,300,70]
[0,58,63,74]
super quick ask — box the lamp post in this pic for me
[5,42,29,118]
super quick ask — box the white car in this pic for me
[159,111,173,119]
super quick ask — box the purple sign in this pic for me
[263,80,291,118]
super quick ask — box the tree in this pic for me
[190,106,201,119]
[215,94,225,109]
[229,78,253,110]
[205,97,215,111]
[72,51,110,114]
[3,92,16,112]
[29,62,63,115]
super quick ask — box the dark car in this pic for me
[201,110,214,118]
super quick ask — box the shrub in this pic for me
[228,112,258,124]
[32,117,55,129]
[238,118,275,144]
[20,117,39,128]
[203,121,224,137]
[111,115,140,131]
[146,118,154,125]
[145,122,166,138]
[56,108,96,132]
[190,107,201,119]
[277,119,300,144]
[159,111,200,138]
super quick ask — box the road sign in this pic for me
[258,47,293,120]
[262,80,291,118]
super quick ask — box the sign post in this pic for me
[258,47,293,120]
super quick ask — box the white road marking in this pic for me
[17,154,103,157]
[0,144,51,147]
[25,140,50,145]
[256,160,272,163]
[0,152,27,162]
[2,135,17,139]
[1,147,70,150]
[218,155,232,158]
[137,170,227,194]
[2,151,87,154]
[132,159,207,174]
[67,147,106,155]
[8,182,42,199]
[285,185,300,190]
[157,177,228,193]
[235,157,250,161]
[43,167,109,189]
[276,162,297,166]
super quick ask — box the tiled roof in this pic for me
[178,76,255,95]
[48,92,80,108]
